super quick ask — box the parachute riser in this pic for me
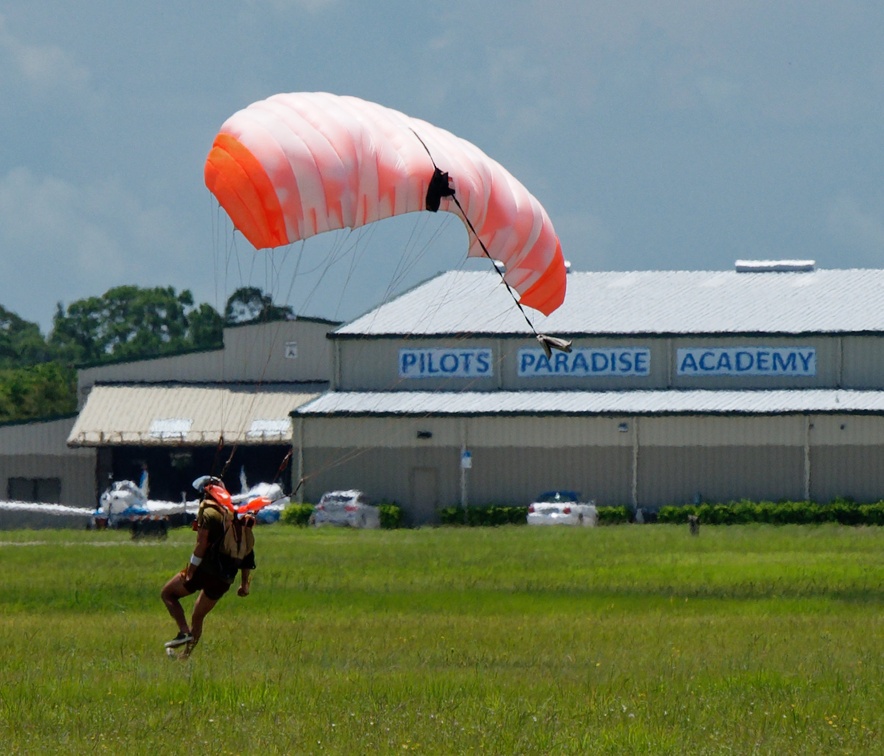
[410,129,572,359]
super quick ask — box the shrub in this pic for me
[596,505,630,525]
[656,498,884,526]
[281,502,314,527]
[859,502,884,525]
[439,506,466,525]
[378,502,403,529]
[439,505,528,526]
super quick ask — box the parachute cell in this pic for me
[205,92,566,315]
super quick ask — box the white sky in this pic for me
[2,1,884,333]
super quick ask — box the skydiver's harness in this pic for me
[197,498,256,573]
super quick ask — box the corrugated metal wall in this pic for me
[299,411,884,522]
[842,336,884,388]
[336,332,881,393]
[810,447,884,502]
[78,320,334,403]
[0,418,97,508]
[637,446,806,506]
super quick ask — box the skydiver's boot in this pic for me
[164,631,193,649]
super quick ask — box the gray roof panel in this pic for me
[69,384,319,446]
[335,268,884,337]
[295,389,884,417]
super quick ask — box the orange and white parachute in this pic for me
[204,92,566,316]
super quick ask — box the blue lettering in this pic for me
[401,352,417,375]
[572,352,589,374]
[680,353,699,373]
[591,352,610,373]
[735,351,754,371]
[772,352,795,372]
[554,352,569,373]
[635,351,648,374]
[716,352,733,372]
[756,350,769,371]
[698,351,716,371]
[477,352,490,374]
[799,351,814,372]
[440,353,458,373]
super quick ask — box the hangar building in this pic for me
[0,317,337,512]
[4,262,884,526]
[294,262,884,523]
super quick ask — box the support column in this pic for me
[804,415,812,501]
[631,417,639,508]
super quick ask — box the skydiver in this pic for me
[160,475,255,658]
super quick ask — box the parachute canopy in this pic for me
[204,92,566,315]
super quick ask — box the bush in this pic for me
[378,502,403,529]
[281,502,314,527]
[657,498,884,526]
[439,504,528,526]
[596,505,630,525]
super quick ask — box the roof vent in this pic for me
[735,259,815,273]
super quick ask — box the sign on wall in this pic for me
[518,348,651,377]
[399,348,493,379]
[676,347,816,376]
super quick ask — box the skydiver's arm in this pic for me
[185,526,210,580]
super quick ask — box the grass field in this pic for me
[0,524,880,754]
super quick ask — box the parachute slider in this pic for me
[536,334,573,360]
[425,167,456,212]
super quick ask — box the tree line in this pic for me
[0,285,293,424]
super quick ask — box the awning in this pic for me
[68,384,320,447]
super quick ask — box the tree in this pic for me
[224,287,293,325]
[0,305,51,367]
[188,303,224,350]
[0,362,77,422]
[49,285,222,363]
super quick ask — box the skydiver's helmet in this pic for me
[192,475,233,511]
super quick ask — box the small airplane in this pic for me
[0,467,288,531]
[94,467,196,529]
[98,468,288,528]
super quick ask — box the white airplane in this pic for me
[0,468,288,530]
[99,468,288,526]
[97,473,197,526]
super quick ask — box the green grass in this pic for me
[0,525,881,754]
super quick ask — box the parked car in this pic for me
[309,490,380,528]
[527,490,597,526]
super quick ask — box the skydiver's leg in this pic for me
[161,571,193,635]
[189,590,220,644]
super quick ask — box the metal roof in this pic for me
[69,384,319,447]
[295,389,884,417]
[335,268,884,337]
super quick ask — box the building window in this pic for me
[8,477,62,503]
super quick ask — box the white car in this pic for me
[527,491,597,526]
[310,490,380,528]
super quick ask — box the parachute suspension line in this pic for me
[410,129,572,359]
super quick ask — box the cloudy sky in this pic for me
[3,1,884,333]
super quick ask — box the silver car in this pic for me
[310,490,380,528]
[527,491,597,526]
